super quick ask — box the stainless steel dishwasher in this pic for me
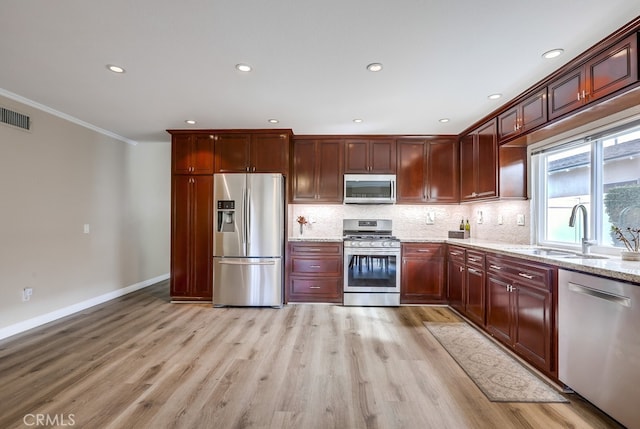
[558,269,640,429]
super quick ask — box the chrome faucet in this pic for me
[569,204,596,254]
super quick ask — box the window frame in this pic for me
[532,119,640,255]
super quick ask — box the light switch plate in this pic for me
[516,214,525,226]
[426,212,435,224]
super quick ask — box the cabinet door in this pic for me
[396,139,427,202]
[171,175,191,296]
[251,133,289,174]
[171,175,213,300]
[447,249,466,312]
[465,266,485,326]
[427,138,459,203]
[172,134,214,174]
[486,274,513,344]
[498,106,519,142]
[514,284,552,372]
[401,244,445,303]
[344,139,369,173]
[316,139,343,202]
[499,146,527,199]
[215,134,251,172]
[459,134,475,200]
[370,139,396,173]
[587,33,638,103]
[475,120,498,199]
[548,68,585,120]
[520,89,547,133]
[291,140,316,201]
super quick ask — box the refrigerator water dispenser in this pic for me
[217,200,235,232]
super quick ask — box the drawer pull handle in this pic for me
[309,286,321,289]
[467,268,479,274]
[468,257,479,262]
[417,249,431,253]
[450,251,462,256]
[307,248,321,251]
[309,265,321,268]
[490,264,502,270]
[518,272,534,279]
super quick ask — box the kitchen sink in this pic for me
[562,254,609,260]
[507,247,609,260]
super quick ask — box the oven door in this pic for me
[343,247,400,293]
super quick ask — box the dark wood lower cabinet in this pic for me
[447,246,466,312]
[464,250,485,326]
[170,175,213,301]
[287,242,343,303]
[401,243,446,304]
[485,254,556,376]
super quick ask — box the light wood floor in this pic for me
[0,281,622,429]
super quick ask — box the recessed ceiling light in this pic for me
[185,120,197,125]
[353,119,363,123]
[268,119,279,124]
[488,93,502,100]
[106,64,125,73]
[235,63,252,72]
[366,63,383,72]
[542,49,564,59]
[439,118,450,123]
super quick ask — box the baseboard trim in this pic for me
[0,274,169,341]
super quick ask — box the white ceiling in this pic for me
[1,1,639,144]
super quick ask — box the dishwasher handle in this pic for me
[568,282,631,308]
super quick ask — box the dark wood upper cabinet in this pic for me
[460,120,498,202]
[499,146,527,199]
[214,131,290,175]
[427,138,459,203]
[498,89,547,143]
[291,138,343,203]
[345,139,396,173]
[172,133,215,175]
[548,33,638,120]
[396,137,458,203]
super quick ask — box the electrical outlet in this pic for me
[426,212,435,224]
[497,214,504,225]
[83,224,90,234]
[477,210,483,224]
[22,287,33,302]
[517,214,526,226]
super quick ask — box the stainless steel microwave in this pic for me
[343,174,396,204]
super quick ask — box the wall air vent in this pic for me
[1,106,31,131]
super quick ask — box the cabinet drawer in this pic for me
[289,243,342,255]
[447,246,466,262]
[402,243,444,257]
[291,257,341,275]
[466,250,485,268]
[486,255,553,291]
[291,278,342,295]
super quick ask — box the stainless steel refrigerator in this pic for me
[213,173,285,307]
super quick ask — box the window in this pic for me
[534,122,640,252]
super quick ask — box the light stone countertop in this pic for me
[288,237,640,284]
[445,238,640,285]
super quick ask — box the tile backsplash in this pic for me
[289,200,532,244]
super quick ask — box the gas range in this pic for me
[343,219,401,248]
[342,219,400,306]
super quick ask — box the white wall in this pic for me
[0,94,170,337]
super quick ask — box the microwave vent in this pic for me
[1,106,31,131]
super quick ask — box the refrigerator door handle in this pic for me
[246,186,251,248]
[242,186,248,247]
[217,260,276,266]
